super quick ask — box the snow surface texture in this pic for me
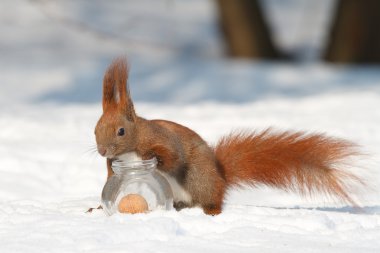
[0,0,380,252]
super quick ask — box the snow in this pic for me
[1,0,380,252]
[1,202,379,253]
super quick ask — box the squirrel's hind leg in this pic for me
[185,147,226,215]
[203,204,222,216]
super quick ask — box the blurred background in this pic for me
[1,0,380,105]
[0,0,379,205]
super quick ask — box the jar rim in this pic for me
[111,157,157,174]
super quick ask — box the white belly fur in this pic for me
[117,152,143,162]
[158,171,192,204]
[117,152,192,204]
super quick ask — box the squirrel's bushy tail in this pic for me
[215,129,364,205]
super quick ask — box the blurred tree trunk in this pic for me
[216,0,281,59]
[324,0,380,63]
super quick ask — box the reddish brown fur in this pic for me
[215,129,363,205]
[94,58,365,215]
[136,118,226,214]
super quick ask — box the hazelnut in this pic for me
[118,194,149,214]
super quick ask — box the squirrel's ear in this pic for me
[102,57,137,121]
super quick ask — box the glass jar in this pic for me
[101,158,173,215]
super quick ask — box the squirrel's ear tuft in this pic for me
[102,57,137,121]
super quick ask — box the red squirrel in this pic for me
[94,58,364,215]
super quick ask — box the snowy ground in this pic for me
[1,0,380,252]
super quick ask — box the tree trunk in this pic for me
[324,0,380,63]
[216,0,281,59]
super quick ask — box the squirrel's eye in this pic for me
[117,128,125,136]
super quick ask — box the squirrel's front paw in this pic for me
[142,150,164,166]
[86,205,103,213]
[141,150,155,160]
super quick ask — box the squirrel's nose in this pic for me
[98,146,107,156]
